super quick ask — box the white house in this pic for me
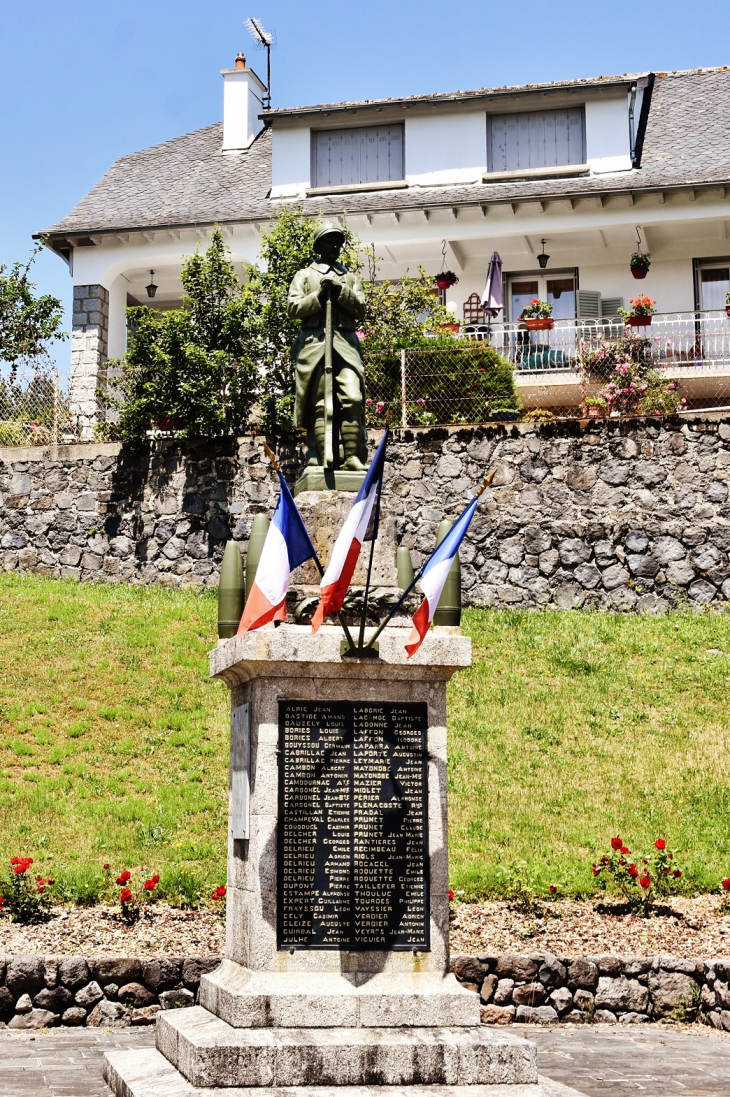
[40,59,730,428]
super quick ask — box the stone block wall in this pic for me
[69,284,109,437]
[1,415,730,612]
[453,952,730,1028]
[0,955,219,1030]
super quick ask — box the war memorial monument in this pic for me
[102,225,580,1097]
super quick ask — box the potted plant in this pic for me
[726,289,730,318]
[630,251,651,279]
[520,298,554,330]
[620,295,656,327]
[434,271,459,291]
[584,396,607,420]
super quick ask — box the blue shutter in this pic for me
[312,125,404,187]
[488,108,585,171]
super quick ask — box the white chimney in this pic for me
[221,53,266,152]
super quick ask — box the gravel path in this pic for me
[2,898,729,959]
[450,896,730,958]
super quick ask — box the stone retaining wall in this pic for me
[2,414,730,612]
[2,952,728,1029]
[0,955,220,1030]
[453,952,730,1028]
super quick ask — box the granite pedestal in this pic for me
[104,626,583,1097]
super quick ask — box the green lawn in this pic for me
[1,574,729,904]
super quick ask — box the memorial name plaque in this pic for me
[278,700,429,951]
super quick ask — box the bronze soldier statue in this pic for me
[288,223,368,472]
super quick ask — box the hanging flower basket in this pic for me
[725,305,730,318]
[434,271,459,290]
[630,250,651,279]
[524,317,554,331]
[625,314,652,327]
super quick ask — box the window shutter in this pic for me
[488,108,585,172]
[577,291,602,318]
[312,125,404,187]
[601,297,624,317]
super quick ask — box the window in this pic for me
[488,108,585,174]
[311,125,404,189]
[699,265,730,311]
[509,274,576,322]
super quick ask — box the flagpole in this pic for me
[362,467,497,652]
[356,417,390,651]
[262,442,359,652]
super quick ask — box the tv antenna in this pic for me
[244,17,273,110]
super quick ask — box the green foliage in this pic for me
[111,229,258,442]
[365,339,518,426]
[630,250,651,271]
[0,244,66,373]
[361,267,454,355]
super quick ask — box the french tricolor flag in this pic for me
[311,429,389,633]
[237,473,316,635]
[405,496,478,658]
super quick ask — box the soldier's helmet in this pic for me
[313,222,346,250]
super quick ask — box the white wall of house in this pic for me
[405,112,486,187]
[269,91,636,198]
[585,93,632,173]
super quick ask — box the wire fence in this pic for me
[0,364,78,448]
[364,310,730,426]
[3,309,730,448]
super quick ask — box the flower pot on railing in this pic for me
[625,315,653,327]
[524,317,554,331]
[440,321,461,334]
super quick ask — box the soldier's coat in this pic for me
[287,260,367,430]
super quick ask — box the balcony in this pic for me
[462,310,730,414]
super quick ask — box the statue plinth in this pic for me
[293,466,367,497]
[102,625,572,1096]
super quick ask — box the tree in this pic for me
[112,229,258,442]
[0,243,65,375]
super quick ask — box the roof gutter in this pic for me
[35,176,730,246]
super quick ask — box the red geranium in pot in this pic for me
[621,295,656,327]
[520,298,554,330]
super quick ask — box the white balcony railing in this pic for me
[461,310,730,374]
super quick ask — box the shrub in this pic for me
[592,836,683,914]
[0,856,56,922]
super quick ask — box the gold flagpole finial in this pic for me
[476,468,497,498]
[263,440,281,473]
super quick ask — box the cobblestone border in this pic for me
[0,955,220,1029]
[453,952,729,1028]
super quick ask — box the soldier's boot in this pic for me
[340,418,366,472]
[313,416,326,465]
[305,425,320,467]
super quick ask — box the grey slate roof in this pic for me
[41,67,730,239]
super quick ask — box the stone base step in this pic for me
[156,1007,537,1088]
[104,1047,585,1097]
[200,963,480,1028]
